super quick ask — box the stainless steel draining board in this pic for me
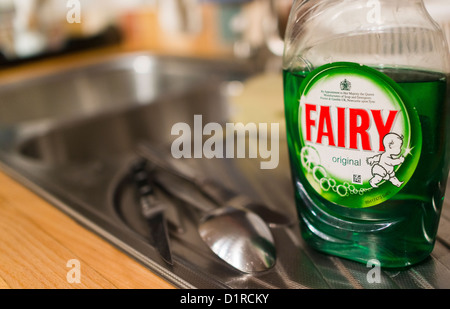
[1,141,449,289]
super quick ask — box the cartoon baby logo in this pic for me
[366,133,405,188]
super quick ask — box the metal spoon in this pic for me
[198,205,276,273]
[137,143,277,273]
[154,170,276,273]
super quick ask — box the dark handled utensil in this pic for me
[131,159,173,266]
[136,142,292,228]
[136,143,277,273]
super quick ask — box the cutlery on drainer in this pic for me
[136,143,277,273]
[130,159,173,265]
[153,170,276,273]
[136,142,292,228]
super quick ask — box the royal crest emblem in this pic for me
[340,79,351,91]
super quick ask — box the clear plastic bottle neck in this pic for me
[283,0,449,73]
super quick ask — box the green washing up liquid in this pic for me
[283,65,448,268]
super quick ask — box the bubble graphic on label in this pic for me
[300,146,321,172]
[313,165,327,182]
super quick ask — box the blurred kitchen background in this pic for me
[0,0,295,69]
[0,0,448,69]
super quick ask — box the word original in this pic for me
[332,156,362,167]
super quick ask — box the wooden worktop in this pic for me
[0,169,174,289]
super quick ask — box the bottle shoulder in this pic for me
[283,0,449,73]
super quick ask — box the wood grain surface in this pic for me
[0,170,174,289]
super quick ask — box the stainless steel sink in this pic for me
[1,52,450,289]
[16,71,229,165]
